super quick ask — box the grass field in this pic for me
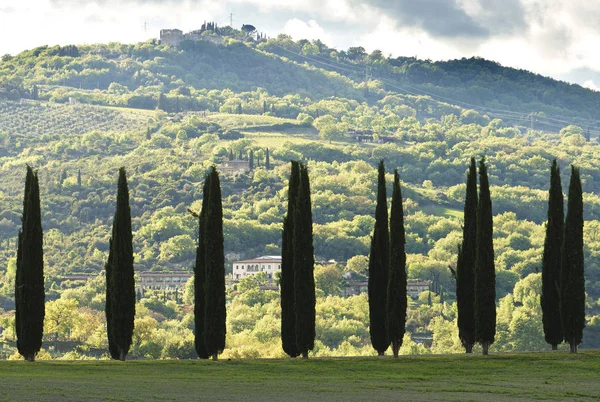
[1,352,599,401]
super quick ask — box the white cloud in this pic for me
[583,80,599,91]
[283,18,332,43]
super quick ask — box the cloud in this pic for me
[283,19,333,43]
[583,80,599,92]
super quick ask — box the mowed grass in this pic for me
[0,352,599,401]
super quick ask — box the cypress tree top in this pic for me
[541,159,564,349]
[560,165,585,353]
[368,160,390,355]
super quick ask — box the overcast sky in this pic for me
[2,0,600,89]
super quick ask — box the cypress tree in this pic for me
[204,167,226,360]
[15,166,45,362]
[541,159,564,350]
[146,126,151,140]
[474,157,496,355]
[77,169,82,187]
[457,157,477,353]
[105,167,135,360]
[293,163,316,358]
[236,103,242,114]
[249,150,254,170]
[560,165,585,353]
[158,93,167,111]
[194,173,211,359]
[281,161,301,357]
[369,160,389,355]
[387,169,407,358]
[265,148,271,170]
[229,149,234,161]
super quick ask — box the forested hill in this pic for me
[1,32,600,127]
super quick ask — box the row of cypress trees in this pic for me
[368,160,408,358]
[541,161,585,353]
[14,165,228,362]
[280,161,316,358]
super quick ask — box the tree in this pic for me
[204,167,226,360]
[77,169,82,187]
[105,167,135,360]
[15,166,45,361]
[541,159,564,350]
[369,160,389,355]
[387,169,407,358]
[560,165,585,353]
[158,93,168,111]
[474,158,496,355]
[457,158,477,353]
[281,161,300,357]
[236,103,242,114]
[293,163,316,358]
[265,148,271,170]
[249,150,254,170]
[194,173,211,359]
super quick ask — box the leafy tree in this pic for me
[204,167,226,360]
[474,158,496,355]
[293,163,316,358]
[457,157,477,353]
[281,161,300,357]
[387,169,407,358]
[541,159,564,350]
[194,174,210,359]
[560,166,585,353]
[369,160,389,355]
[105,167,135,360]
[15,166,45,361]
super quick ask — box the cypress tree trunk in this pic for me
[369,160,390,355]
[15,167,45,362]
[194,174,211,359]
[387,170,406,359]
[457,158,477,353]
[204,167,226,359]
[293,164,316,358]
[474,158,496,355]
[281,161,301,357]
[106,167,135,361]
[560,166,585,353]
[541,159,564,350]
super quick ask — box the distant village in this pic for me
[159,21,266,48]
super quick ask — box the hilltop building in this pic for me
[219,159,250,175]
[159,23,224,48]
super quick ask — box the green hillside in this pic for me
[1,34,600,359]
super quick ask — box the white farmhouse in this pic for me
[232,256,282,280]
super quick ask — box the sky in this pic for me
[1,0,600,89]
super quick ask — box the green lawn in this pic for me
[1,352,599,401]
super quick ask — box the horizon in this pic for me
[1,1,599,91]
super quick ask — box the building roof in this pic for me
[234,255,282,264]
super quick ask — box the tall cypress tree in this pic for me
[474,157,496,355]
[194,173,211,359]
[15,166,45,362]
[265,148,271,170]
[369,160,389,355]
[293,163,316,358]
[560,165,585,353]
[387,169,406,358]
[457,158,478,353]
[204,167,226,360]
[249,150,254,170]
[105,167,135,360]
[541,159,564,350]
[281,161,301,357]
